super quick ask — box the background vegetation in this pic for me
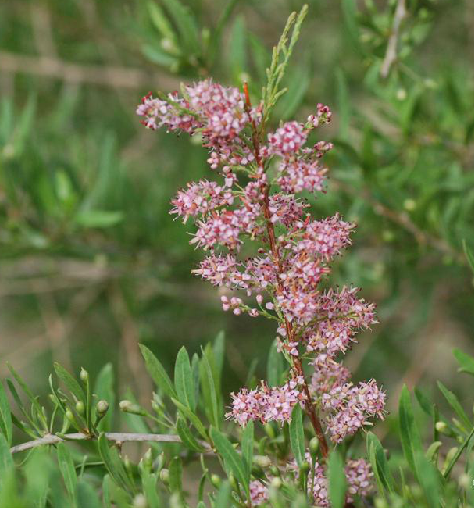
[0,1,474,503]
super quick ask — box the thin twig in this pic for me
[380,0,407,78]
[10,432,184,454]
[0,50,180,90]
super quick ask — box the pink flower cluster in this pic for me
[322,380,386,443]
[287,453,373,507]
[138,78,385,503]
[226,376,306,426]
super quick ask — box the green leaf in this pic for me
[176,418,206,452]
[341,0,360,50]
[140,344,177,399]
[267,339,285,387]
[148,1,177,42]
[175,347,196,411]
[57,443,77,502]
[214,480,231,507]
[328,451,347,508]
[437,381,471,429]
[141,470,161,508]
[102,475,111,508]
[414,387,434,416]
[462,240,474,273]
[172,398,208,440]
[453,348,474,376]
[289,404,305,468]
[336,68,350,141]
[160,0,200,54]
[0,383,12,445]
[77,481,101,508]
[98,433,134,494]
[54,363,85,404]
[228,16,247,81]
[210,427,250,499]
[94,363,115,432]
[169,456,183,494]
[366,432,394,494]
[414,452,441,508]
[75,210,123,228]
[200,352,220,429]
[0,434,13,482]
[25,449,51,508]
[213,331,225,384]
[398,385,422,476]
[443,425,474,478]
[7,363,48,431]
[241,421,254,482]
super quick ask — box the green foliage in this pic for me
[1,0,474,506]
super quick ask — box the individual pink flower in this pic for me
[268,121,308,156]
[250,480,269,506]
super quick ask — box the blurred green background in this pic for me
[0,0,473,429]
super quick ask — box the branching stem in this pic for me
[243,83,329,459]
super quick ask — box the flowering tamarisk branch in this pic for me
[137,19,385,505]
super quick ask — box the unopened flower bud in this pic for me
[309,437,319,454]
[442,448,459,475]
[123,455,132,471]
[97,400,109,415]
[119,400,147,416]
[229,472,238,490]
[459,473,470,489]
[159,468,169,483]
[143,448,153,470]
[270,477,281,489]
[65,409,75,422]
[75,401,85,415]
[300,461,310,473]
[374,498,388,508]
[403,198,416,211]
[270,466,280,477]
[254,455,272,468]
[133,494,147,508]
[119,400,132,411]
[211,474,221,487]
[435,421,448,434]
[80,368,88,383]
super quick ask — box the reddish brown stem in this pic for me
[243,83,329,459]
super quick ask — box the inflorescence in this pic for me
[137,79,385,506]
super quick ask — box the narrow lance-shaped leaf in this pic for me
[290,404,305,467]
[398,385,422,477]
[7,363,48,431]
[53,363,85,404]
[414,452,441,508]
[241,421,254,481]
[366,431,394,494]
[210,427,250,499]
[140,344,177,399]
[176,418,206,452]
[200,352,220,429]
[328,451,347,508]
[172,398,208,441]
[453,348,474,376]
[98,433,135,494]
[0,383,12,445]
[77,481,101,508]
[57,443,77,503]
[169,456,183,495]
[175,347,196,411]
[437,381,471,429]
